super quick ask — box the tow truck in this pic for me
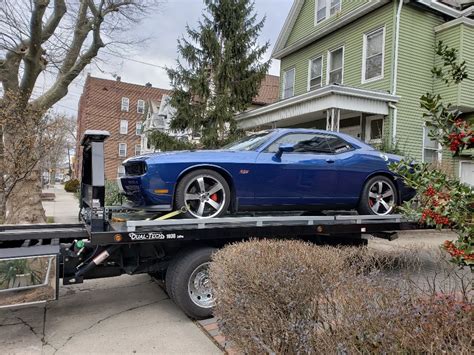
[0,131,422,319]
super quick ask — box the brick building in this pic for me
[75,75,170,180]
[76,74,279,181]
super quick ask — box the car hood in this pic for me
[124,149,254,164]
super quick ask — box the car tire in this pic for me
[175,169,231,219]
[166,247,216,320]
[358,175,398,216]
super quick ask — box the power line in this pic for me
[102,50,168,70]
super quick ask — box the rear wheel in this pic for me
[358,176,397,216]
[175,169,231,219]
[165,247,216,319]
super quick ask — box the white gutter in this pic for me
[391,0,404,145]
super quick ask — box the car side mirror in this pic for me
[274,143,294,160]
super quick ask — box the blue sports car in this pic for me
[119,129,414,218]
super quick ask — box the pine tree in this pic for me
[167,0,270,148]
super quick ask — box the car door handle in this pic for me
[326,159,335,164]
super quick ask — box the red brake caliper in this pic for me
[210,193,218,202]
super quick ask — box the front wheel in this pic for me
[175,169,231,219]
[358,176,398,216]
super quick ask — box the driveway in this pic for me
[0,275,221,354]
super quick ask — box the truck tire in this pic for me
[166,247,216,319]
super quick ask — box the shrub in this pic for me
[210,240,472,354]
[64,179,80,193]
[105,180,123,206]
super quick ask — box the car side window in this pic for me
[266,133,332,154]
[325,135,353,153]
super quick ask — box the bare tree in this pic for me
[0,0,158,223]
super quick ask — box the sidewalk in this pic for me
[42,184,80,224]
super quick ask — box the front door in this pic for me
[253,132,338,207]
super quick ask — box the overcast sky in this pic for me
[54,0,293,116]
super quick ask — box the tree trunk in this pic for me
[6,167,45,224]
[0,125,6,223]
[3,116,46,224]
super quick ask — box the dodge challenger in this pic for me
[119,129,414,218]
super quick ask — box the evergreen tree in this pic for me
[167,0,270,148]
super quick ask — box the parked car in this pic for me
[119,129,415,218]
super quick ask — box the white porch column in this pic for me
[326,108,341,131]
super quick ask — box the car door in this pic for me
[253,133,338,206]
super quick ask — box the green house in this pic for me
[236,0,474,185]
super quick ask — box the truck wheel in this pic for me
[175,169,230,219]
[166,247,216,319]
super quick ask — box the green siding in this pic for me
[287,0,371,47]
[459,24,474,110]
[434,23,474,110]
[434,25,462,105]
[280,4,394,97]
[394,6,444,161]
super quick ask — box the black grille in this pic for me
[124,161,147,176]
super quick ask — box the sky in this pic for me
[53,0,293,116]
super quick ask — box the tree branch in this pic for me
[19,0,49,94]
[41,0,67,43]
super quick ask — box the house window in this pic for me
[135,144,141,156]
[330,0,341,16]
[308,56,323,90]
[423,126,442,163]
[137,100,145,113]
[136,122,142,135]
[120,120,128,134]
[117,165,125,177]
[121,97,129,112]
[327,47,344,84]
[315,0,341,24]
[363,27,385,82]
[118,143,127,157]
[283,68,295,99]
[365,116,383,144]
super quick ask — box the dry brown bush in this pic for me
[210,239,473,354]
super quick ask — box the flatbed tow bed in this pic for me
[0,131,423,319]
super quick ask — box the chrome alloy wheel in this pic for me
[368,180,395,215]
[187,262,214,308]
[184,175,226,218]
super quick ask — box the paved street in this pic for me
[0,275,221,355]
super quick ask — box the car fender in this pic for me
[360,170,402,204]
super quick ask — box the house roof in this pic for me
[272,0,474,60]
[252,74,280,105]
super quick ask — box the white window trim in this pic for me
[118,143,127,157]
[422,125,442,163]
[315,0,341,25]
[135,144,141,155]
[361,26,386,84]
[137,99,145,113]
[326,46,344,85]
[136,122,142,135]
[121,97,129,112]
[459,160,474,187]
[282,67,296,99]
[120,120,128,135]
[307,55,324,91]
[117,165,125,178]
[365,115,384,144]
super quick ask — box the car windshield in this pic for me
[223,131,274,151]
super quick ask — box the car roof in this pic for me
[268,128,373,150]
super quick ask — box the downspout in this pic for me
[391,0,404,146]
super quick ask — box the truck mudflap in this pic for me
[0,245,59,308]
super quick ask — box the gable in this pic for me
[272,0,389,59]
